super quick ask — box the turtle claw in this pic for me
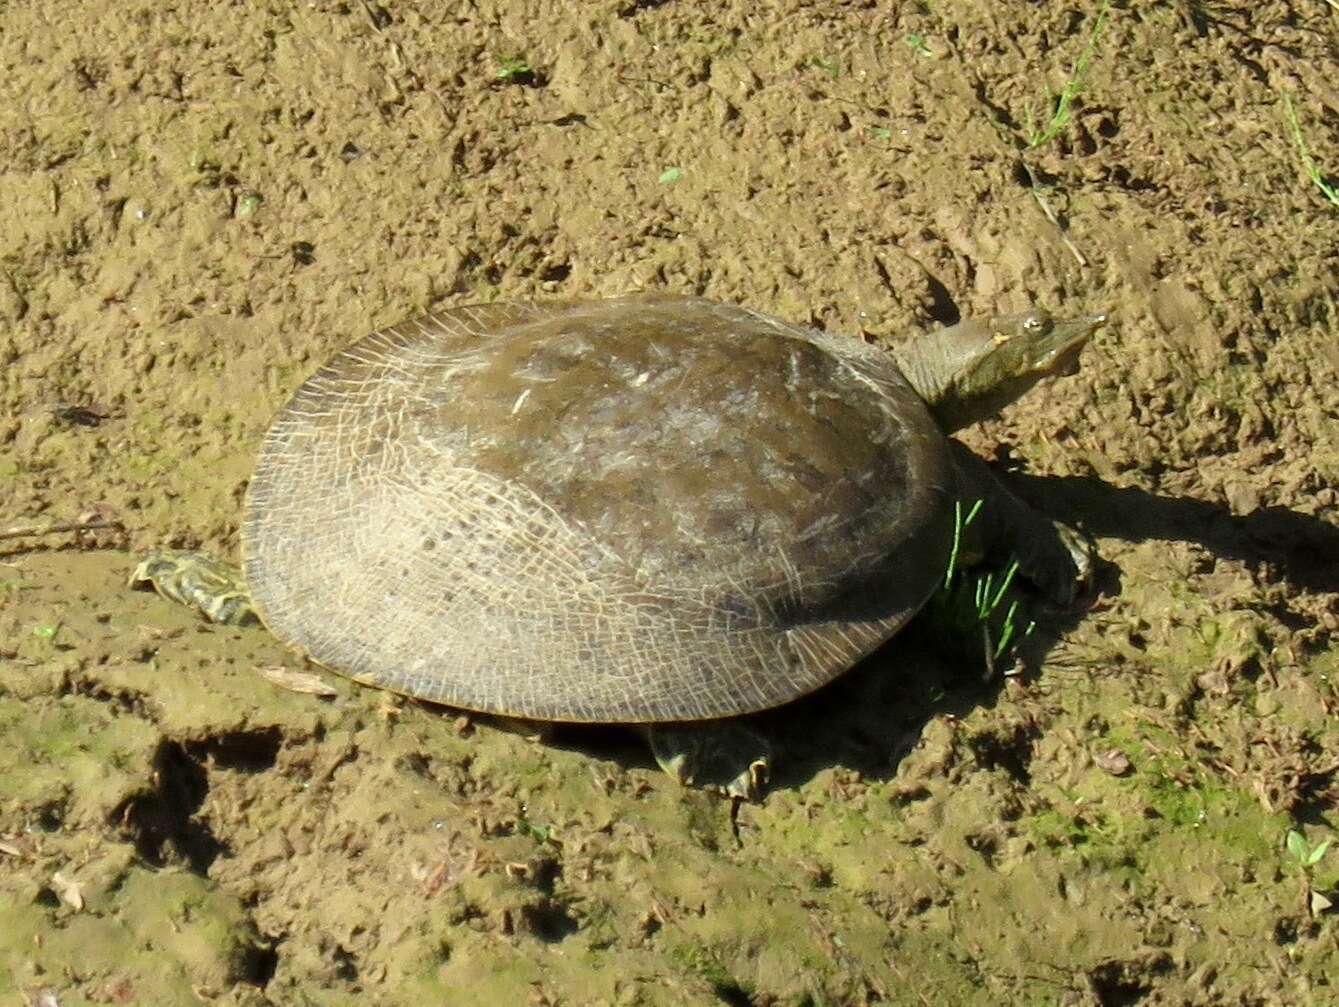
[1016,519,1095,607]
[646,722,773,801]
[1055,520,1097,596]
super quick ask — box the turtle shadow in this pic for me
[760,470,1339,794]
[756,602,1081,794]
[539,584,1090,798]
[495,474,1339,800]
[1008,471,1339,595]
[534,489,1111,796]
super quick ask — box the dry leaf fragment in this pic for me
[50,871,84,911]
[1093,748,1132,776]
[22,987,62,1007]
[255,665,339,697]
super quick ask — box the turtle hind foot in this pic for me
[646,721,773,802]
[128,549,257,625]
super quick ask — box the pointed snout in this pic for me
[1046,312,1107,374]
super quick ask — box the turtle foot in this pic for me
[949,444,1096,608]
[646,721,773,801]
[128,550,257,625]
[1016,519,1095,607]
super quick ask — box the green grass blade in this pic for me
[1282,93,1339,209]
[1027,0,1111,148]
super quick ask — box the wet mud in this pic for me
[3,1,1338,1004]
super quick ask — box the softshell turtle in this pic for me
[132,293,1103,799]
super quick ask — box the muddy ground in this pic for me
[3,1,1339,1004]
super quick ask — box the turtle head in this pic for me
[892,310,1106,432]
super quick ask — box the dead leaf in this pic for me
[50,871,84,911]
[1093,748,1132,776]
[1194,668,1231,696]
[1311,889,1333,916]
[255,665,339,697]
[96,976,136,1005]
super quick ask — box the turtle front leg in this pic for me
[950,443,1094,605]
[128,549,257,625]
[645,721,773,801]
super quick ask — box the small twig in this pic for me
[0,518,123,541]
[357,0,387,30]
[981,620,997,682]
[887,959,936,1007]
[1023,162,1089,267]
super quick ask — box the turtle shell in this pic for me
[242,294,957,722]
